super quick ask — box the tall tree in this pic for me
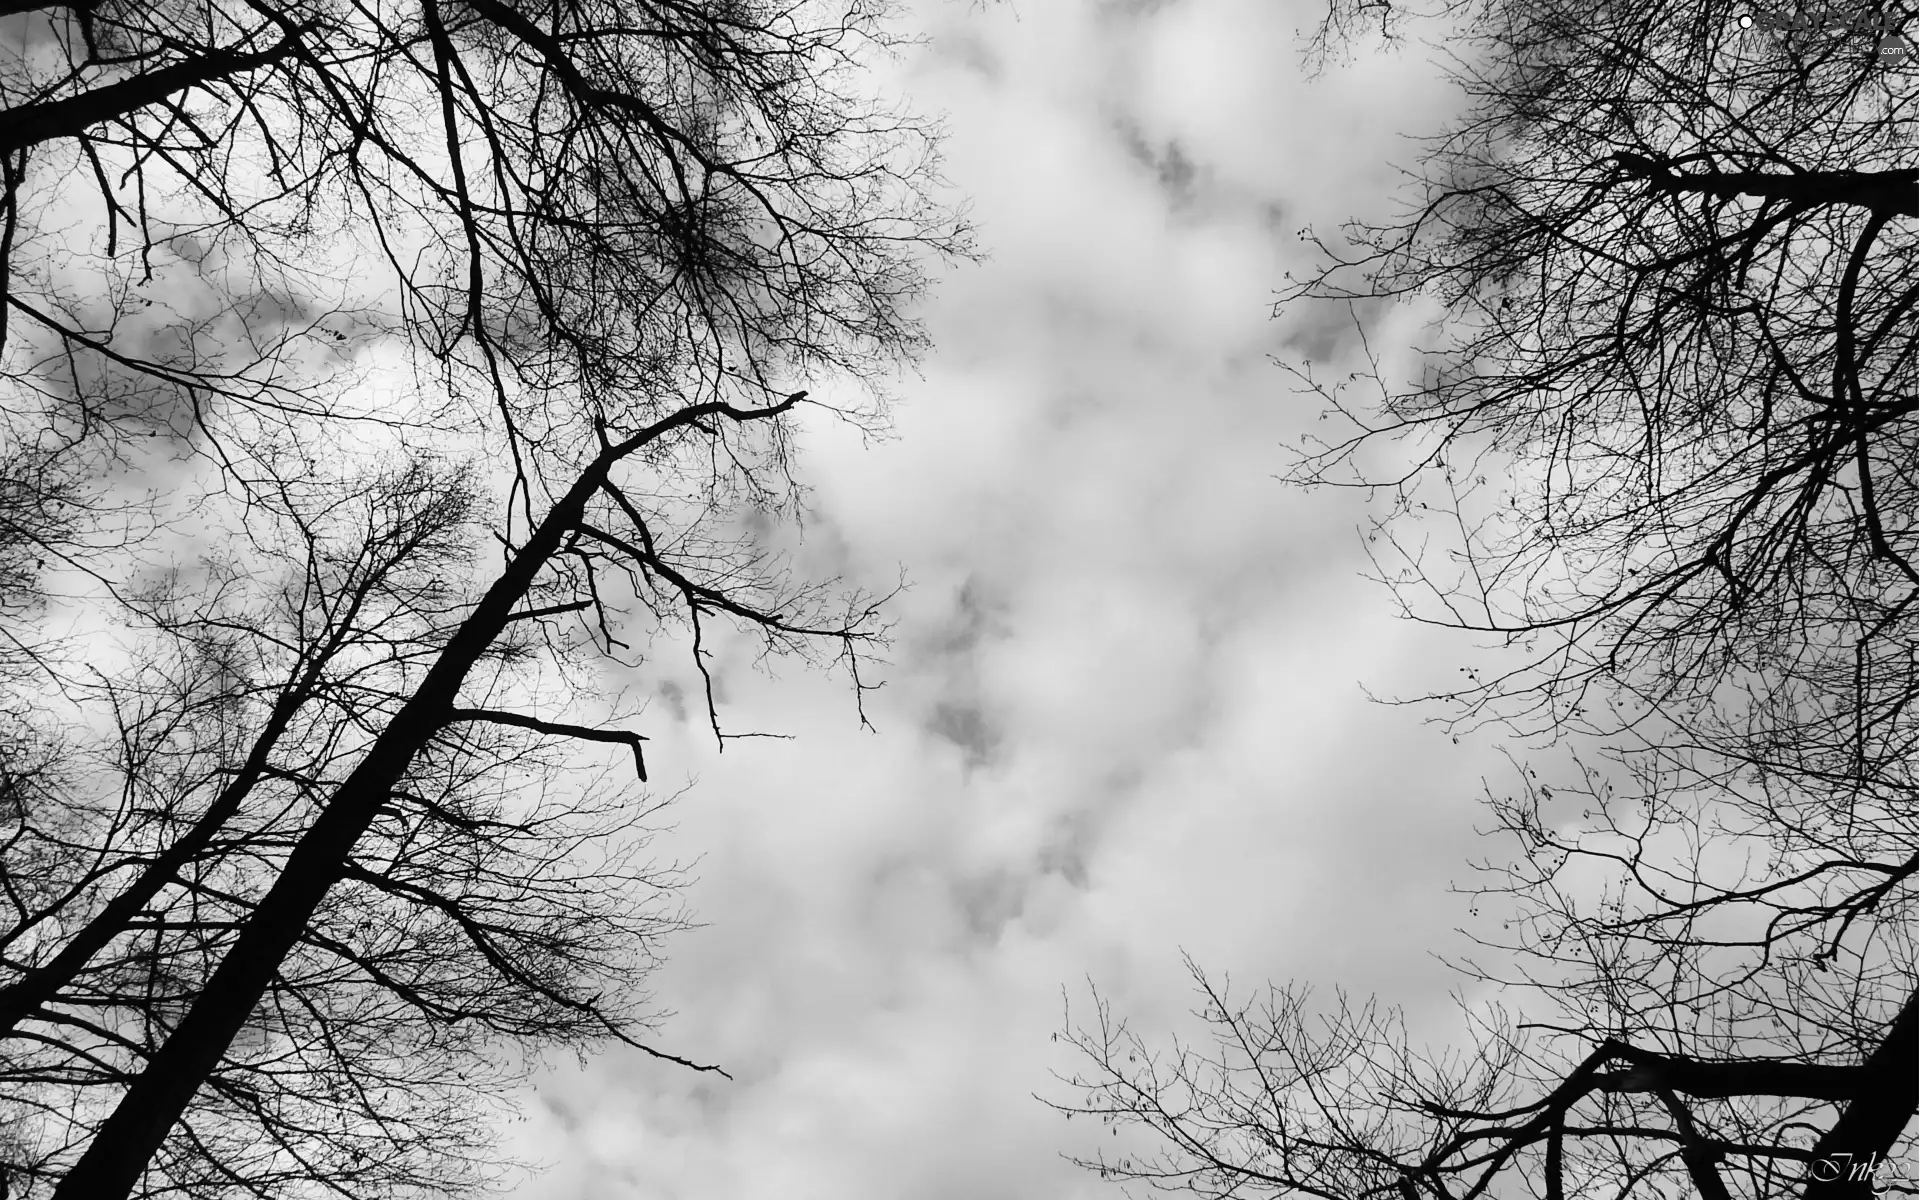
[0,0,967,1195]
[49,394,889,1200]
[1051,0,1914,1195]
[1279,0,1914,792]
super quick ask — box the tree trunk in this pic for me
[49,397,790,1199]
[1804,993,1918,1200]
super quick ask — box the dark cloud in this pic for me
[927,699,1000,769]
[1111,114,1203,206]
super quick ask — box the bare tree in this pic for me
[3,389,895,1200]
[1279,0,1912,789]
[0,457,531,1196]
[1048,0,1914,1196]
[1050,740,1914,1199]
[0,0,967,1195]
[1050,738,1915,1197]
[1052,958,1912,1200]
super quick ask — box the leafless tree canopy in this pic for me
[0,0,967,1196]
[1051,0,1914,1197]
[1285,0,1913,784]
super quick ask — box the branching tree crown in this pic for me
[0,0,969,1196]
[1050,0,1915,1197]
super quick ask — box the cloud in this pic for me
[505,1,1500,1196]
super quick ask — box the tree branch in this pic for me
[0,32,305,156]
[443,708,648,782]
[1805,994,1919,1199]
[1612,156,1918,218]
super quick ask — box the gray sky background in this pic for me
[504,1,1515,1195]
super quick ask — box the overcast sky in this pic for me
[503,1,1513,1196]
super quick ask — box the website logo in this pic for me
[1739,4,1916,64]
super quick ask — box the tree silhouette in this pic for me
[0,0,967,1195]
[1052,0,1913,1195]
[1280,0,1913,794]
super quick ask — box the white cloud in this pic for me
[505,1,1504,1196]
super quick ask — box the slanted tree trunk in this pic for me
[1804,994,1918,1200]
[50,396,794,1200]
